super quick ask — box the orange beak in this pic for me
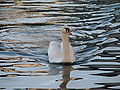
[65,27,72,35]
[68,31,72,35]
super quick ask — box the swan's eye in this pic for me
[65,28,70,33]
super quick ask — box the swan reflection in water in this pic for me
[59,66,72,90]
[48,65,82,90]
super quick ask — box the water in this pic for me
[0,0,120,89]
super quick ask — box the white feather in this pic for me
[48,41,63,63]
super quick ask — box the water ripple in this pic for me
[0,0,120,89]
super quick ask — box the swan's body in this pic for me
[48,26,75,63]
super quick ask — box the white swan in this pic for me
[48,26,75,63]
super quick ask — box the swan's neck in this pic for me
[61,32,71,62]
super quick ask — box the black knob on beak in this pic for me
[65,27,70,33]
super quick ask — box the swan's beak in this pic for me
[68,31,72,35]
[66,30,72,35]
[64,27,72,35]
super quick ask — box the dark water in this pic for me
[0,0,120,89]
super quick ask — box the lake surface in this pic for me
[0,0,120,89]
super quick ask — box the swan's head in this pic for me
[61,25,71,35]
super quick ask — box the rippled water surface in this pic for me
[0,0,120,89]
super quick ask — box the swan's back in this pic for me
[48,41,75,63]
[48,41,63,63]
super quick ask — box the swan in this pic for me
[48,26,75,63]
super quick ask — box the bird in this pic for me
[48,25,75,63]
